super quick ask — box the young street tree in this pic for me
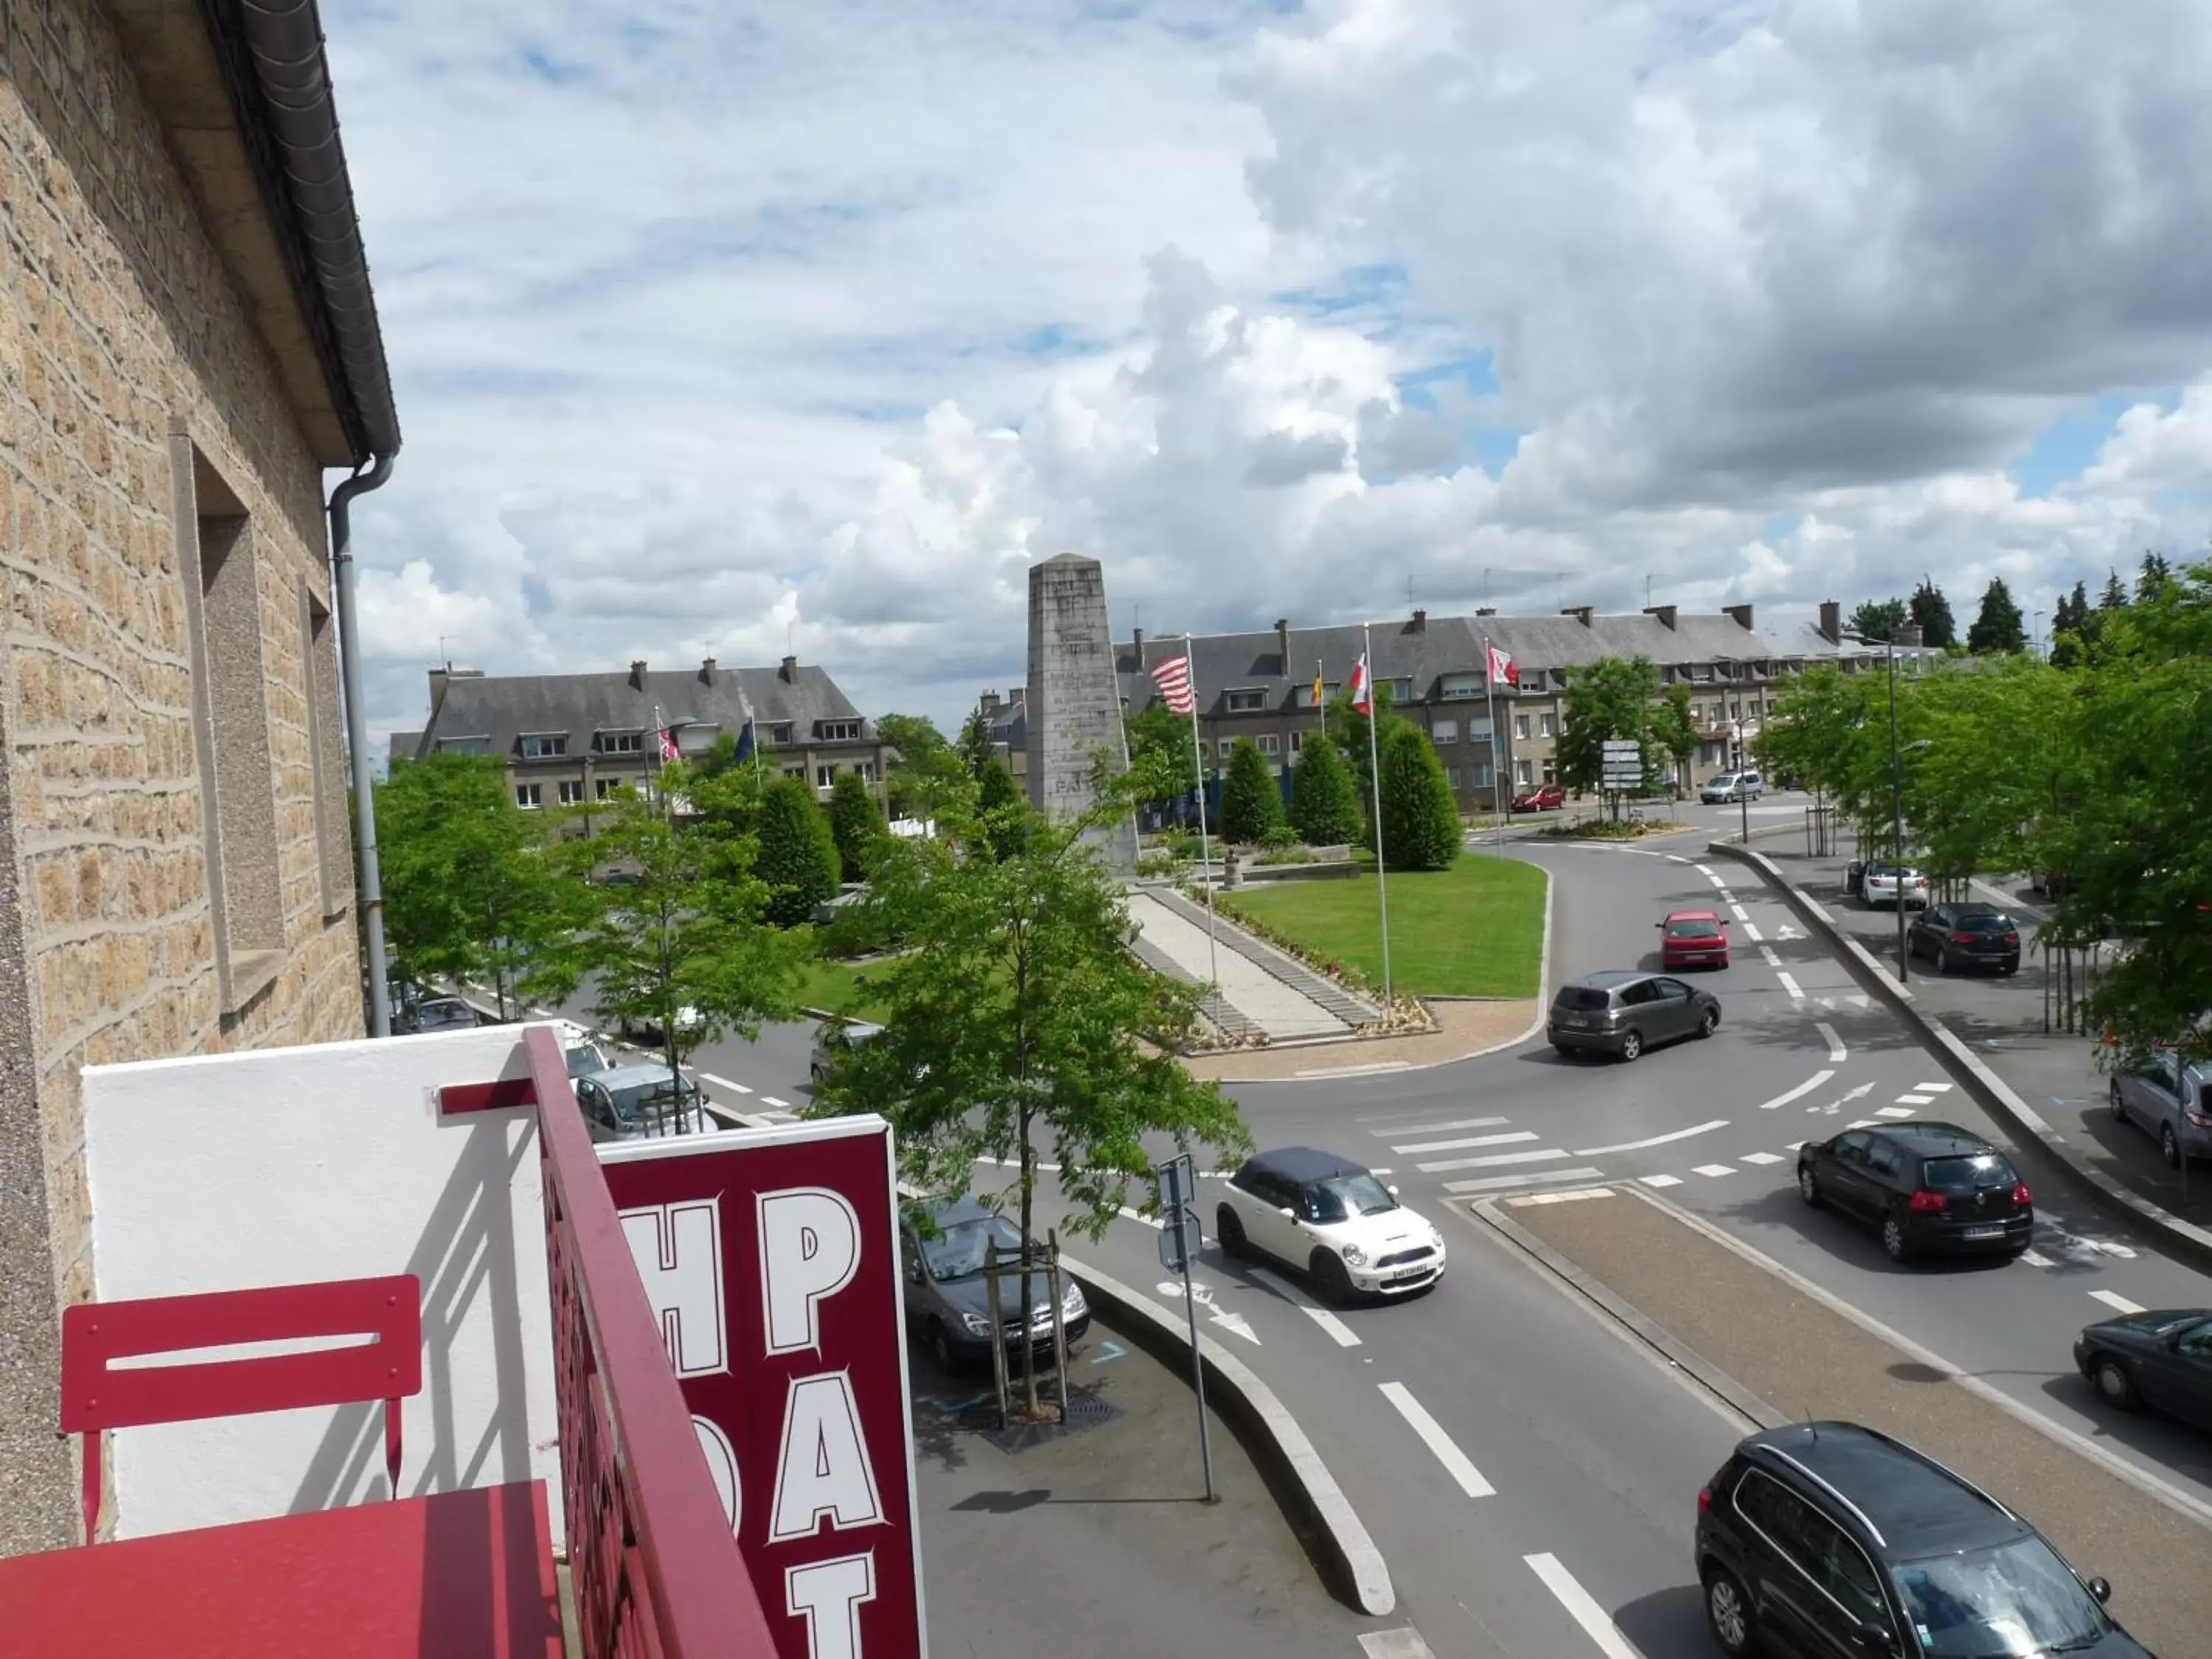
[1966,577,2028,655]
[1219,737,1285,844]
[755,773,841,926]
[1288,730,1363,846]
[813,767,1248,1413]
[827,768,883,883]
[1558,655,1674,799]
[1124,701,1197,817]
[1377,721,1460,871]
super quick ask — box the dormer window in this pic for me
[817,720,863,742]
[597,731,644,755]
[1225,689,1267,713]
[519,733,568,759]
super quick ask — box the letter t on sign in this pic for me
[786,1553,877,1659]
[759,1188,863,1355]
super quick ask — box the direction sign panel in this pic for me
[1601,739,1641,757]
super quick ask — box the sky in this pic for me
[325,0,2212,745]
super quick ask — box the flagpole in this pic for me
[1179,637,1220,990]
[1485,633,1506,847]
[1362,622,1392,1008]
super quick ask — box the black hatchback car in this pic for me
[1548,970,1721,1062]
[1697,1421,2149,1657]
[1906,902,2023,975]
[1797,1123,2034,1263]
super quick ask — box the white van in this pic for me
[1701,771,1763,804]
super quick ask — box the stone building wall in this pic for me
[0,0,364,1552]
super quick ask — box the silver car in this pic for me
[811,1018,885,1082]
[2111,1051,2212,1170]
[574,1063,712,1143]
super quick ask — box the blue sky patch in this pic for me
[2008,392,2149,496]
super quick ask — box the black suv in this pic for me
[1697,1422,2149,1657]
[1797,1123,2033,1263]
[1906,902,2023,975]
[1548,970,1722,1062]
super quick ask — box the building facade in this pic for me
[394,655,890,806]
[0,0,399,1551]
[976,686,1026,781]
[1116,602,1897,807]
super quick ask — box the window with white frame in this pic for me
[557,780,585,805]
[1290,729,1304,753]
[1258,733,1279,754]
[598,731,643,754]
[515,784,542,809]
[1539,713,1557,737]
[596,779,617,799]
[1471,760,1492,790]
[1432,719,1458,743]
[1219,738,1236,759]
[520,733,568,759]
[818,720,863,742]
[1444,768,1458,789]
[1385,677,1413,702]
[815,765,836,787]
[1438,673,1483,700]
[1515,759,1533,785]
[1514,714,1531,740]
[1225,689,1267,713]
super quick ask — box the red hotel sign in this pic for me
[600,1117,927,1659]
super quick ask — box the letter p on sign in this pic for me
[758,1187,862,1355]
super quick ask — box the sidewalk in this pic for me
[1751,844,2212,1229]
[1183,997,1540,1082]
[1125,890,1349,1042]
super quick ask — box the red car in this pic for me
[1512,784,1565,813]
[1660,908,1730,969]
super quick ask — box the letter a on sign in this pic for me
[770,1371,885,1542]
[619,1200,728,1377]
[758,1187,861,1355]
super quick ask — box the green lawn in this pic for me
[1220,852,1547,998]
[794,959,886,1016]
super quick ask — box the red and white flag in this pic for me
[1150,653,1196,715]
[656,726,680,762]
[1349,652,1371,714]
[1486,641,1518,686]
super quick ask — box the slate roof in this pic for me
[404,662,869,762]
[1117,608,1907,715]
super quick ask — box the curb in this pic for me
[1058,1253,1396,1618]
[1708,841,2212,1276]
[1469,1195,1778,1432]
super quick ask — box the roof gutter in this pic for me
[330,456,395,1036]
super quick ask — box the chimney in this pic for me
[700,657,717,685]
[1275,617,1291,665]
[1818,599,1841,644]
[1724,603,1755,631]
[980,691,1002,716]
[1561,605,1593,627]
[780,654,799,684]
[628,659,647,690]
[1475,606,1497,617]
[1131,626,1144,664]
[1644,605,1677,630]
[1410,608,1427,633]
[428,667,448,709]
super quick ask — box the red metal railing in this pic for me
[526,1026,779,1658]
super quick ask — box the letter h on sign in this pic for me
[619,1201,728,1377]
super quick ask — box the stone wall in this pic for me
[0,0,364,1552]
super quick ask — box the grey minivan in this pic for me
[1548,970,1721,1062]
[2111,1050,2211,1170]
[574,1064,712,1143]
[898,1197,1089,1374]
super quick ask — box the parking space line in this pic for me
[1759,1071,1834,1110]
[1573,1119,1728,1157]
[1380,1382,1495,1498]
[1391,1130,1537,1155]
[1815,1023,1846,1062]
[1418,1147,1571,1173]
[2090,1290,2146,1315]
[1523,1554,1644,1659]
[1251,1265,1362,1348]
[696,1072,751,1094]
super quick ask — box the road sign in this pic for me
[1158,1153,1194,1211]
[1601,739,1641,757]
[1158,1204,1203,1273]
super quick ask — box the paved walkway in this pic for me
[1125,890,1349,1041]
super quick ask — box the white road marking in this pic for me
[1418,1147,1573,1173]
[1358,1630,1438,1659]
[1915,1082,1954,1092]
[1742,920,1764,942]
[1760,945,1782,967]
[2090,1238,2138,1261]
[1759,1071,1835,1111]
[1156,1279,1262,1345]
[1708,874,1729,891]
[1846,1119,1879,1129]
[1295,1060,1413,1079]
[1875,1107,1917,1119]
[1777,971,1804,999]
[1445,1166,1608,1194]
[1365,1114,1511,1137]
[2018,1249,2054,1268]
[1573,1119,1728,1157]
[760,1096,790,1108]
[1739,1152,1784,1166]
[1815,1023,1846,1062]
[1250,1266,1361,1348]
[1524,1554,1645,1659]
[1380,1382,1495,1498]
[2090,1290,2146,1315]
[1896,1093,1935,1105]
[1691,1164,1737,1178]
[1509,1188,1615,1206]
[1118,1206,1164,1230]
[1696,864,1717,877]
[1391,1130,1538,1155]
[696,1072,752,1094]
[1638,1174,1683,1189]
[1730,903,1750,922]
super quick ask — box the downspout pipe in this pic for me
[330,454,395,1034]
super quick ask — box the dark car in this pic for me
[403,996,480,1034]
[1907,902,2022,975]
[1548,970,1720,1062]
[898,1197,1089,1374]
[1798,1122,2033,1262]
[1696,1421,2148,1658]
[2076,1308,2212,1432]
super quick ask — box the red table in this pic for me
[0,1480,563,1658]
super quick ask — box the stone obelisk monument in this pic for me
[1025,552,1139,876]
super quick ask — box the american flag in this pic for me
[1150,653,1196,715]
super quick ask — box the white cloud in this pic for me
[2081,386,2212,494]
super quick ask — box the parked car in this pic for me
[1659,908,1731,970]
[1907,902,2022,975]
[574,1063,712,1143]
[552,1019,611,1079]
[1700,771,1762,804]
[898,1196,1088,1374]
[2110,1050,2212,1170]
[1797,1122,2033,1262]
[1862,860,1930,909]
[403,996,480,1034]
[1695,1420,2146,1659]
[2076,1307,2212,1431]
[619,1003,703,1046]
[811,1018,886,1082]
[1548,970,1720,1062]
[1215,1147,1445,1303]
[1511,783,1565,813]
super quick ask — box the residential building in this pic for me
[1116,602,1905,806]
[975,686,1027,780]
[0,0,399,1551]
[394,655,889,806]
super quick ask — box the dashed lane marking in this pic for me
[1875,1107,1917,1119]
[1896,1093,1935,1105]
[1357,1630,1438,1659]
[1915,1082,1955,1092]
[1444,1166,1608,1194]
[1742,921,1764,942]
[1778,971,1804,1000]
[1760,945,1782,967]
[1417,1147,1573,1173]
[2019,1249,2055,1268]
[1573,1119,1728,1157]
[1695,863,1717,877]
[1815,1022,1846,1062]
[1730,903,1750,922]
[1739,1152,1785,1166]
[1759,1071,1835,1110]
[1251,1265,1362,1348]
[1638,1174,1683,1188]
[1691,1164,1736,1178]
[2090,1290,2146,1315]
[696,1072,752,1094]
[1524,1554,1646,1659]
[1380,1382,1495,1498]
[1390,1130,1537,1155]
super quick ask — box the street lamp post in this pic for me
[1888,623,1923,984]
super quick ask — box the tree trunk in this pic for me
[1018,1110,1039,1414]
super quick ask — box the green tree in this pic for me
[1124,702,1197,811]
[1846,598,1907,643]
[813,771,1248,1413]
[1218,737,1284,844]
[827,768,883,883]
[1377,722,1460,871]
[755,774,841,926]
[1558,656,1672,799]
[975,756,1030,860]
[1910,577,1957,647]
[2098,569,2130,612]
[2049,581,2093,669]
[2136,552,2174,602]
[1325,678,1406,832]
[1288,733,1363,846]
[560,764,810,1087]
[375,752,580,1018]
[957,708,998,779]
[1654,683,1697,787]
[1966,577,2027,655]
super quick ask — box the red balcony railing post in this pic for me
[526,1026,778,1658]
